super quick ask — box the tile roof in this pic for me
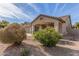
[31,14,65,24]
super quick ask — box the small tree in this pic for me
[0,23,26,45]
[34,27,62,47]
[21,22,30,25]
[75,22,79,29]
[0,20,9,28]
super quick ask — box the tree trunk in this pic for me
[14,41,22,46]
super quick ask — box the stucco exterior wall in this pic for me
[61,16,72,35]
[62,23,67,34]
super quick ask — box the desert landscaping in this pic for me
[0,28,79,56]
[0,14,79,56]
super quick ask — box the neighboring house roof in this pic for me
[59,15,72,26]
[22,24,31,29]
[59,15,70,21]
[31,14,65,24]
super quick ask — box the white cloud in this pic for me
[0,17,5,21]
[27,3,40,13]
[53,3,59,15]
[0,3,32,20]
[59,4,66,12]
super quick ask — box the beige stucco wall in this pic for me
[61,16,72,35]
[62,23,67,34]
[32,16,60,32]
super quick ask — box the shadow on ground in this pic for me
[2,42,79,56]
[42,46,79,56]
[58,40,75,46]
[3,42,46,56]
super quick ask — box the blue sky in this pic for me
[0,3,79,24]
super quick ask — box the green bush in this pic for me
[34,27,62,47]
[0,23,26,45]
[20,48,30,56]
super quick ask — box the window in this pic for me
[50,23,54,28]
[42,25,46,29]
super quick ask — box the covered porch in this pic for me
[32,22,54,32]
[31,22,63,34]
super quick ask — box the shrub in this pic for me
[34,27,62,47]
[20,48,30,56]
[0,23,26,45]
[0,20,9,28]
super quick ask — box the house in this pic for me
[22,23,31,33]
[24,14,72,35]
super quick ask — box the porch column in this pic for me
[46,23,50,28]
[32,25,35,33]
[54,22,59,32]
[39,25,42,30]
